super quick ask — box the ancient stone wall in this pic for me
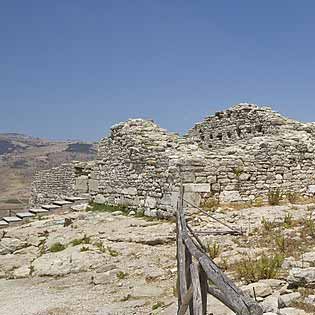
[30,163,76,205]
[89,119,182,217]
[30,104,315,216]
[187,104,305,149]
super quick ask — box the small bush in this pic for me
[107,246,119,257]
[261,217,275,232]
[116,271,128,280]
[287,192,301,204]
[94,241,106,253]
[268,189,283,206]
[80,246,90,252]
[283,213,293,229]
[236,254,284,284]
[152,301,165,310]
[201,197,219,211]
[302,214,315,237]
[275,235,287,253]
[49,242,66,253]
[70,234,91,246]
[252,196,264,207]
[233,166,244,178]
[207,242,221,259]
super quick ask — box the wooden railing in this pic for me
[176,186,263,315]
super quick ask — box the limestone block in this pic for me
[307,185,315,194]
[75,176,88,193]
[219,190,242,203]
[94,194,106,204]
[88,179,99,192]
[183,183,210,193]
[145,196,157,209]
[121,187,137,196]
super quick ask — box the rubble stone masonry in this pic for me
[30,104,315,217]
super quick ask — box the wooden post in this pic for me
[199,265,208,314]
[190,263,205,315]
[177,185,192,314]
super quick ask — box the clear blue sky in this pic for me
[1,1,315,141]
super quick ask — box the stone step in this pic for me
[65,196,89,202]
[2,216,22,223]
[0,220,9,227]
[16,212,35,219]
[41,204,61,210]
[53,200,73,206]
[29,208,49,214]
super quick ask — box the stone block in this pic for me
[89,179,99,192]
[145,196,157,209]
[122,187,138,196]
[219,190,242,203]
[183,183,211,193]
[75,176,88,193]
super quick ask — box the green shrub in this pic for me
[70,234,91,246]
[49,242,66,253]
[283,213,293,229]
[94,241,106,253]
[207,242,221,259]
[275,235,287,253]
[116,271,128,280]
[233,166,244,178]
[201,197,219,211]
[152,301,165,310]
[107,246,119,257]
[261,217,275,232]
[236,254,284,284]
[268,189,283,206]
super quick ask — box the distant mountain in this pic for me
[0,133,97,214]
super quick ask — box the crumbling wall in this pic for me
[89,119,181,217]
[30,104,315,216]
[30,163,76,205]
[187,104,302,149]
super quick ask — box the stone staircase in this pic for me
[0,197,88,228]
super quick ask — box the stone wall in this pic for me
[30,104,315,216]
[89,119,182,217]
[187,103,307,149]
[30,163,76,205]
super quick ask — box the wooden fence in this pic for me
[176,186,263,315]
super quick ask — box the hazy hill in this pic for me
[0,133,96,215]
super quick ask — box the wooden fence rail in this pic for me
[176,186,263,315]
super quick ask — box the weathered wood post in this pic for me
[177,185,193,314]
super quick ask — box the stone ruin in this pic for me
[30,103,315,218]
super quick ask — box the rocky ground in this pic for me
[2,202,315,314]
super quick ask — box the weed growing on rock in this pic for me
[201,197,219,211]
[283,213,293,229]
[152,301,165,310]
[235,253,284,284]
[116,271,128,280]
[49,242,66,253]
[207,242,221,259]
[107,246,119,257]
[261,217,276,232]
[80,246,90,252]
[268,189,283,205]
[287,192,301,204]
[70,234,91,246]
